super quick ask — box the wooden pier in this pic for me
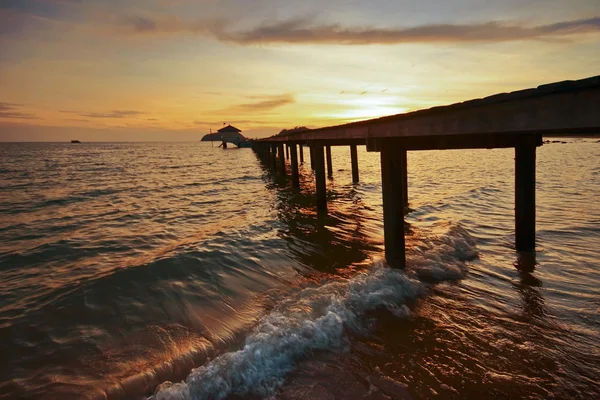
[252,76,600,268]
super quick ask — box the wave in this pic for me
[151,224,477,400]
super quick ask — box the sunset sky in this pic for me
[1,0,598,141]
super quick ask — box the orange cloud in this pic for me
[227,94,295,112]
[115,14,600,45]
[60,109,144,118]
[0,102,39,120]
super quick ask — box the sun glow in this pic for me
[333,96,408,121]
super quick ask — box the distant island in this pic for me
[71,140,81,143]
[277,126,309,136]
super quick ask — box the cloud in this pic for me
[0,102,22,110]
[0,102,39,119]
[223,16,600,45]
[0,0,81,17]
[193,119,278,127]
[0,0,74,37]
[117,14,215,36]
[116,14,600,45]
[228,94,295,112]
[61,109,144,118]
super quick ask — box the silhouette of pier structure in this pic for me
[252,76,600,268]
[204,125,251,148]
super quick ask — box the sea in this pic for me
[0,140,598,400]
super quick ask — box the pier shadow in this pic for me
[513,251,547,322]
[514,251,537,274]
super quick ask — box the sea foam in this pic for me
[152,225,476,400]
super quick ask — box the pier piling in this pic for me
[515,135,536,251]
[380,142,407,268]
[309,145,315,171]
[270,144,277,171]
[265,144,270,164]
[401,149,408,208]
[277,144,286,175]
[286,144,290,160]
[266,144,270,162]
[314,143,327,212]
[290,144,300,189]
[350,144,359,183]
[326,145,333,178]
[299,145,304,164]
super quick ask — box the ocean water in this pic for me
[0,140,598,400]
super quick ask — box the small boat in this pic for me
[71,140,81,143]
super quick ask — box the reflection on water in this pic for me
[0,140,599,399]
[257,153,382,275]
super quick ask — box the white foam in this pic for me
[152,225,477,400]
[409,224,478,282]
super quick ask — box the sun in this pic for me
[334,95,407,121]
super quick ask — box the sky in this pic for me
[0,0,599,141]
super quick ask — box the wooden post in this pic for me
[401,149,408,208]
[286,144,290,160]
[222,141,227,149]
[314,143,327,212]
[277,143,286,174]
[350,144,359,183]
[380,141,407,268]
[299,145,304,164]
[270,144,277,171]
[309,145,315,170]
[265,144,271,165]
[290,144,300,189]
[515,135,536,251]
[326,145,333,178]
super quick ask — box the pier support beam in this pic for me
[277,143,286,175]
[290,144,300,189]
[286,144,290,160]
[515,135,536,251]
[270,144,277,171]
[326,145,333,178]
[309,145,315,171]
[265,144,270,163]
[299,145,304,164]
[350,144,359,183]
[314,143,327,212]
[380,142,407,268]
[401,149,408,208]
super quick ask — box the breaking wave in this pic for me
[152,225,477,400]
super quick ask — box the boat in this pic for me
[71,140,81,143]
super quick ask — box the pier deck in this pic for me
[252,76,600,268]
